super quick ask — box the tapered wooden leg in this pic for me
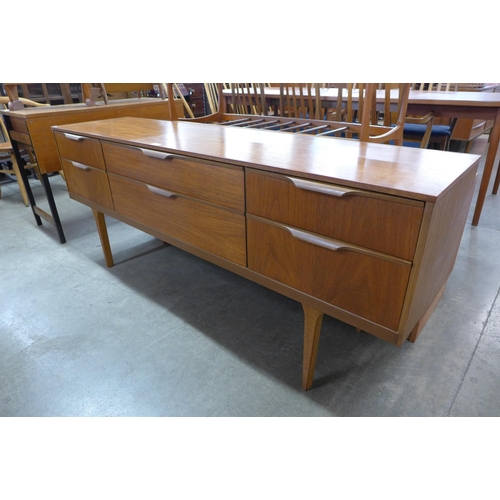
[92,209,114,267]
[302,304,324,391]
[10,152,30,207]
[473,109,500,224]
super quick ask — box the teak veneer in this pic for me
[52,117,480,390]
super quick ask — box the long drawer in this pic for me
[54,131,106,170]
[109,173,247,266]
[102,141,245,212]
[60,158,114,209]
[246,168,424,261]
[247,215,412,330]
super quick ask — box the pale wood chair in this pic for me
[204,83,219,115]
[275,83,410,144]
[179,83,270,117]
[224,83,270,115]
[0,95,48,205]
[166,83,411,146]
[160,83,195,118]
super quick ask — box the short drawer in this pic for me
[61,158,113,209]
[54,131,106,170]
[247,216,411,330]
[8,117,32,148]
[246,169,424,261]
[102,141,244,212]
[109,173,247,266]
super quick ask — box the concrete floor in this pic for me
[1,136,500,417]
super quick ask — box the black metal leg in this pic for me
[40,174,66,244]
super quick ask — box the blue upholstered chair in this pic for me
[402,83,458,149]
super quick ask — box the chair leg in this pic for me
[10,152,30,207]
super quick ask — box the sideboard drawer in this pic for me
[102,141,244,212]
[247,216,411,330]
[60,158,113,209]
[246,169,423,261]
[54,131,106,170]
[109,174,247,266]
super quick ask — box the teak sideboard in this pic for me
[52,117,480,390]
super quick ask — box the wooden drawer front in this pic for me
[102,141,244,212]
[109,174,247,266]
[61,158,113,209]
[10,116,29,135]
[247,216,411,330]
[8,117,32,148]
[54,131,106,170]
[246,169,423,261]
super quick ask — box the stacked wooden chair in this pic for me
[166,83,411,146]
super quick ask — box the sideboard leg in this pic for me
[302,304,324,391]
[92,209,114,268]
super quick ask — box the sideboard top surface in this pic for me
[52,117,480,202]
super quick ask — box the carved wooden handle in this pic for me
[146,184,177,198]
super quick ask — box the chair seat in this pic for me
[404,123,451,137]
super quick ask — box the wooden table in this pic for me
[222,87,500,226]
[405,90,500,225]
[0,98,183,243]
[51,117,479,390]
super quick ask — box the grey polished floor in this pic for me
[1,136,500,417]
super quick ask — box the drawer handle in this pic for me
[286,226,410,267]
[288,227,345,251]
[139,148,185,161]
[286,176,356,197]
[64,133,85,142]
[147,185,177,199]
[71,161,91,171]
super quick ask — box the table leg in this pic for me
[492,154,500,195]
[472,108,500,226]
[92,209,114,267]
[302,304,324,391]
